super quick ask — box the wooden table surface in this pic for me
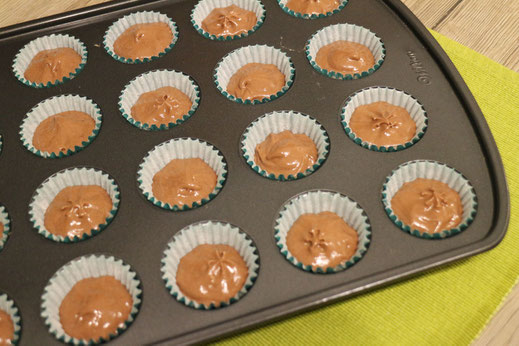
[1,1,518,345]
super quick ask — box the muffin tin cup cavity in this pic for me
[214,44,295,104]
[191,0,266,41]
[28,167,120,243]
[275,190,371,274]
[277,0,348,20]
[341,87,428,152]
[0,293,22,345]
[306,23,385,80]
[137,138,227,211]
[241,110,330,181]
[12,34,87,88]
[19,95,102,159]
[119,69,200,131]
[161,220,259,309]
[382,160,478,239]
[41,254,142,345]
[103,11,178,64]
[0,204,11,253]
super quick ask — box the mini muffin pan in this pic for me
[0,0,509,344]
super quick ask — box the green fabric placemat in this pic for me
[216,30,519,346]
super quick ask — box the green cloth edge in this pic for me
[213,30,519,346]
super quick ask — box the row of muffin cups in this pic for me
[13,20,384,89]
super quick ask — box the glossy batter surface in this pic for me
[131,86,192,125]
[176,244,248,307]
[113,22,173,60]
[391,178,463,233]
[59,276,132,340]
[44,185,113,238]
[0,309,14,345]
[202,4,257,37]
[226,63,285,101]
[286,0,341,15]
[24,47,82,84]
[316,40,375,75]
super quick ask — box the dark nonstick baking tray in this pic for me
[0,0,510,344]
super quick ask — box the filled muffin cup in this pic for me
[0,204,11,253]
[12,34,87,88]
[382,160,478,239]
[275,190,371,273]
[214,44,295,104]
[41,254,142,345]
[137,138,227,211]
[19,95,102,159]
[191,0,266,41]
[104,10,178,64]
[0,293,22,345]
[241,110,330,181]
[277,0,349,20]
[341,87,428,152]
[28,167,120,243]
[161,220,259,309]
[306,23,385,80]
[119,69,200,131]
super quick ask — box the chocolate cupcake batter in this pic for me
[44,185,113,238]
[315,40,375,75]
[254,130,318,177]
[176,244,248,307]
[113,22,173,60]
[152,158,217,207]
[202,4,257,37]
[24,47,82,85]
[0,223,3,235]
[226,63,285,101]
[59,276,132,340]
[286,0,341,15]
[349,101,416,146]
[286,211,358,270]
[0,309,14,345]
[391,178,463,234]
[32,111,95,154]
[131,86,192,126]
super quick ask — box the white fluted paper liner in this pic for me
[0,205,11,253]
[12,34,87,88]
[104,11,178,64]
[191,0,266,41]
[0,293,21,345]
[275,190,371,273]
[306,23,385,80]
[119,69,200,131]
[19,95,102,158]
[29,167,120,243]
[214,44,295,104]
[341,87,428,152]
[41,254,142,344]
[137,138,227,211]
[241,110,329,180]
[382,160,478,239]
[161,220,259,309]
[277,0,348,19]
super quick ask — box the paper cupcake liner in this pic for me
[104,11,178,64]
[382,160,478,239]
[12,34,87,88]
[277,0,348,19]
[214,45,295,104]
[119,69,200,131]
[0,293,22,345]
[191,0,266,41]
[341,87,428,152]
[28,167,120,243]
[41,254,142,344]
[275,190,371,273]
[19,95,102,159]
[306,23,385,80]
[161,220,259,309]
[0,204,11,253]
[241,110,330,181]
[137,138,227,211]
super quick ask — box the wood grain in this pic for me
[0,0,517,344]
